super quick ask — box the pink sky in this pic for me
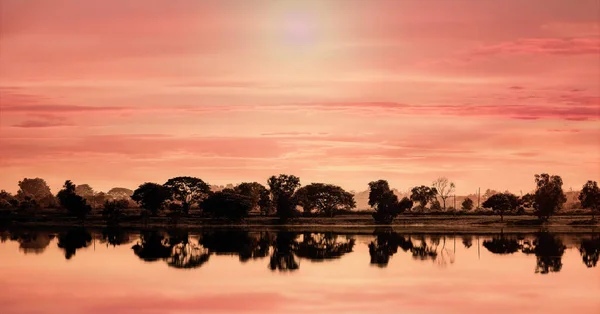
[1,0,599,194]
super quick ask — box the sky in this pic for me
[0,0,599,195]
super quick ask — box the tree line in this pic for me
[0,173,598,224]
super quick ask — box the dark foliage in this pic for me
[533,174,566,221]
[131,182,171,216]
[267,174,301,222]
[201,190,253,221]
[410,185,438,208]
[57,228,92,260]
[579,180,600,220]
[57,180,91,220]
[295,183,355,217]
[163,177,211,214]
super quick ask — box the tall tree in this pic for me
[75,184,96,206]
[234,182,272,215]
[295,183,355,217]
[17,178,52,203]
[579,180,600,220]
[482,193,519,221]
[410,185,438,209]
[57,180,91,221]
[163,177,211,214]
[267,174,301,222]
[533,174,566,221]
[368,180,413,224]
[432,177,455,210]
[131,183,171,216]
[461,198,474,211]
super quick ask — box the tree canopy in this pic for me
[432,177,455,210]
[533,173,566,221]
[482,192,519,221]
[131,183,171,216]
[267,174,301,222]
[57,180,91,220]
[234,182,272,215]
[410,185,438,209]
[368,180,413,224]
[201,190,253,221]
[295,183,355,217]
[163,177,210,214]
[579,180,599,219]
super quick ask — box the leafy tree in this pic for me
[533,174,566,221]
[131,183,171,216]
[432,177,455,210]
[267,174,301,222]
[18,196,40,212]
[102,199,129,224]
[482,193,518,221]
[201,190,253,221]
[0,190,18,210]
[368,180,413,224]
[579,180,600,220]
[75,184,94,201]
[163,177,211,214]
[295,183,355,217]
[410,185,438,209]
[16,178,53,206]
[234,182,272,215]
[106,187,134,200]
[57,180,91,221]
[461,198,474,211]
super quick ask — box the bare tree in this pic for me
[432,177,455,210]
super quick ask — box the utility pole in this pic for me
[453,194,456,209]
[477,187,480,209]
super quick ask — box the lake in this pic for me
[1,228,599,314]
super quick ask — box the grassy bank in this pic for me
[1,208,598,233]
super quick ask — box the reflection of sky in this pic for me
[0,234,599,314]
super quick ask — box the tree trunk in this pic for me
[500,210,503,222]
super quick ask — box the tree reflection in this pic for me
[579,237,600,268]
[9,231,54,254]
[410,235,438,262]
[269,232,299,271]
[521,232,566,274]
[483,237,520,254]
[131,231,171,261]
[57,228,92,260]
[295,232,355,261]
[132,230,210,269]
[100,227,131,247]
[200,230,270,262]
[368,231,414,266]
[462,235,473,249]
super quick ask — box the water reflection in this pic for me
[1,228,599,274]
[57,228,92,260]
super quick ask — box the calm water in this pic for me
[1,228,599,314]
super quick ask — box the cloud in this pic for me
[467,38,600,57]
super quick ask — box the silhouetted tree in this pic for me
[234,182,272,215]
[521,232,565,274]
[579,180,600,220]
[57,228,92,260]
[482,193,518,221]
[106,187,134,200]
[269,232,299,271]
[131,183,171,216]
[17,195,40,212]
[0,190,18,211]
[368,180,413,224]
[17,178,53,205]
[75,184,95,206]
[163,177,211,214]
[410,185,438,209]
[579,237,600,268]
[296,233,355,260]
[267,174,301,222]
[432,177,455,210]
[201,190,253,221]
[533,174,566,221]
[461,198,474,211]
[57,180,91,221]
[102,199,129,224]
[295,183,355,217]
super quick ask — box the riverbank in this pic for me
[1,210,597,233]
